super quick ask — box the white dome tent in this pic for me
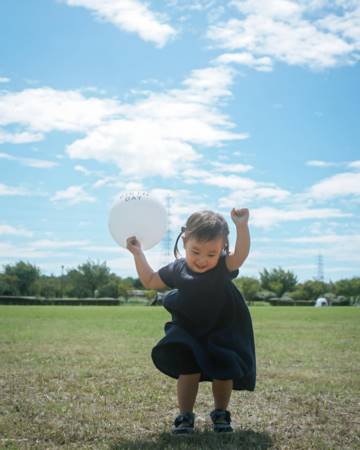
[315,297,328,307]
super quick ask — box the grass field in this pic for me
[0,305,359,450]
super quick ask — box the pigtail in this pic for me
[173,226,186,259]
[224,236,230,255]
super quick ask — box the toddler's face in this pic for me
[183,237,224,273]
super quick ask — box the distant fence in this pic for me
[0,295,356,307]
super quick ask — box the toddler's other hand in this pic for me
[231,208,249,225]
[126,236,142,255]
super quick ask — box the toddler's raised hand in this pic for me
[231,208,249,225]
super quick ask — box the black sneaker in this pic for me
[172,412,195,435]
[210,409,233,432]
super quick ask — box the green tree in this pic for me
[0,273,19,295]
[65,260,112,298]
[259,267,298,297]
[118,279,132,301]
[97,275,122,298]
[143,289,156,302]
[37,275,62,298]
[290,280,328,300]
[3,261,41,295]
[234,277,261,303]
[133,277,143,289]
[122,277,137,288]
[333,277,360,298]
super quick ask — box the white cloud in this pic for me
[317,5,360,44]
[348,160,360,170]
[207,174,256,190]
[208,1,360,69]
[67,65,248,178]
[232,0,303,19]
[0,129,43,144]
[211,161,253,173]
[278,232,360,270]
[0,64,248,178]
[74,165,104,178]
[306,160,337,167]
[31,239,90,249]
[74,165,93,175]
[165,0,217,12]
[0,242,53,259]
[125,181,144,191]
[64,0,177,47]
[0,65,248,178]
[250,206,350,228]
[0,241,97,262]
[0,224,33,237]
[51,185,96,204]
[306,159,360,170]
[0,183,29,196]
[0,87,120,140]
[24,160,57,169]
[170,168,209,183]
[286,233,360,244]
[0,76,10,83]
[0,239,122,269]
[147,187,209,232]
[307,171,360,200]
[215,52,273,71]
[0,152,58,169]
[67,119,200,177]
[92,176,124,189]
[183,171,290,203]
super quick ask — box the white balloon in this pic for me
[108,192,167,250]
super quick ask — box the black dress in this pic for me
[151,255,256,391]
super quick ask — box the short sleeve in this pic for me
[218,254,239,279]
[158,259,182,288]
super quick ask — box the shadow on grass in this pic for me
[110,428,273,450]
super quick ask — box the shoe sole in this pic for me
[213,425,233,433]
[172,429,195,436]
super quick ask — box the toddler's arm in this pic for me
[225,208,250,272]
[126,236,166,289]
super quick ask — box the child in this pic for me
[126,208,256,434]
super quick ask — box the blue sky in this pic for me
[1,0,360,281]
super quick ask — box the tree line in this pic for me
[234,268,360,305]
[0,260,138,300]
[0,260,359,304]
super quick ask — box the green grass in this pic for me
[0,306,359,449]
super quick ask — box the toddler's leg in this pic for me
[177,373,201,413]
[212,379,233,410]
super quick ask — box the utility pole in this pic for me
[164,195,172,263]
[61,265,64,298]
[317,253,324,282]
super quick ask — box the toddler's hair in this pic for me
[174,210,229,258]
